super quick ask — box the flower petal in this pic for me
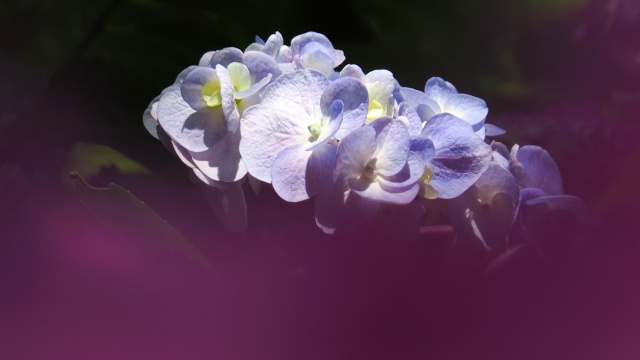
[307,100,343,151]
[409,135,435,164]
[475,162,520,204]
[399,87,441,114]
[348,177,419,204]
[209,47,244,67]
[373,118,410,176]
[199,51,216,67]
[261,31,284,57]
[485,123,506,137]
[339,64,366,80]
[510,145,564,195]
[260,69,328,121]
[243,50,282,84]
[216,64,240,133]
[442,93,488,127]
[181,67,221,111]
[335,124,377,178]
[448,163,519,251]
[422,113,492,199]
[157,84,227,152]
[398,102,423,136]
[320,76,369,140]
[424,77,457,106]
[378,152,425,190]
[298,41,334,76]
[239,105,309,183]
[491,141,510,169]
[143,95,161,139]
[271,143,337,202]
[190,130,247,182]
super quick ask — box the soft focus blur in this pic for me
[1,0,640,359]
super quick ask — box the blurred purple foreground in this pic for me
[2,0,640,359]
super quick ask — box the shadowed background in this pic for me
[1,0,640,359]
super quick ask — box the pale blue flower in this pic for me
[414,113,492,200]
[180,48,280,132]
[400,77,501,139]
[449,142,595,252]
[314,117,424,234]
[448,160,520,251]
[239,69,368,202]
[290,32,345,77]
[339,64,401,123]
[245,31,293,70]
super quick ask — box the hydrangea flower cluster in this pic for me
[144,31,591,243]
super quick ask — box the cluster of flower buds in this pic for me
[144,31,592,244]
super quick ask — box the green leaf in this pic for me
[66,142,150,180]
[71,171,216,276]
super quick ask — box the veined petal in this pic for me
[349,177,419,205]
[239,104,310,182]
[373,119,410,176]
[216,64,240,133]
[290,32,335,57]
[299,41,334,76]
[422,113,492,199]
[510,145,564,196]
[243,50,281,84]
[320,76,369,140]
[234,74,272,99]
[335,124,377,178]
[378,152,425,190]
[442,93,488,127]
[399,87,441,113]
[398,102,423,136]
[260,69,328,120]
[424,77,457,106]
[157,84,227,152]
[409,135,435,164]
[209,47,244,67]
[474,162,520,205]
[307,100,343,151]
[272,142,337,202]
[181,67,221,111]
[190,130,247,182]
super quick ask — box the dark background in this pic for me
[1,0,640,359]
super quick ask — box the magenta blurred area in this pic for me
[3,175,640,360]
[2,0,640,359]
